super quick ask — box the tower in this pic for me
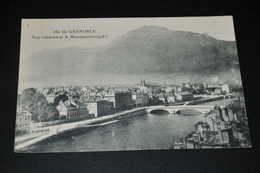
[143,80,146,86]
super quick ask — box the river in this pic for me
[24,98,237,152]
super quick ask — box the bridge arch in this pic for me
[175,109,203,115]
[149,109,170,115]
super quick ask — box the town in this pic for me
[15,78,250,150]
[172,99,250,149]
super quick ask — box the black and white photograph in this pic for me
[14,16,251,153]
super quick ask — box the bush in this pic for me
[59,115,66,120]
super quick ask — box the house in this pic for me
[56,99,90,122]
[185,134,195,149]
[132,92,149,107]
[202,131,219,144]
[195,121,210,136]
[224,107,236,121]
[156,94,166,104]
[213,88,222,95]
[230,120,239,142]
[83,100,114,117]
[175,85,186,92]
[164,87,174,93]
[104,91,133,112]
[192,132,202,149]
[221,84,230,93]
[234,108,246,121]
[16,111,32,135]
[185,84,191,88]
[164,93,175,103]
[45,92,56,103]
[206,84,226,94]
[201,122,236,146]
[175,91,193,102]
[185,132,202,149]
[80,94,98,102]
[81,86,89,93]
[192,84,201,91]
[221,128,231,144]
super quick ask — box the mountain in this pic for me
[20,25,241,87]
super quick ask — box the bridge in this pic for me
[146,105,225,114]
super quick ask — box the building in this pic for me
[185,132,202,149]
[45,92,56,103]
[174,85,186,92]
[202,131,219,144]
[195,121,210,136]
[230,120,239,142]
[223,107,236,121]
[163,87,174,93]
[164,93,175,103]
[156,93,174,104]
[16,111,32,135]
[104,91,133,112]
[185,134,195,149]
[221,84,230,93]
[213,88,222,95]
[56,99,90,122]
[80,94,98,102]
[83,100,114,117]
[221,128,231,144]
[156,94,167,104]
[175,91,193,102]
[192,132,202,149]
[132,92,149,107]
[206,84,229,94]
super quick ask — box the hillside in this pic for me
[20,25,241,87]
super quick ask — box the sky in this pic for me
[18,16,238,90]
[20,16,236,60]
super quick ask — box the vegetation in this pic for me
[53,92,69,107]
[19,88,59,122]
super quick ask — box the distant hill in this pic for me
[20,25,241,87]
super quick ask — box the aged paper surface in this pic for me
[15,17,250,152]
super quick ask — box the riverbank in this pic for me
[15,95,235,151]
[186,95,226,105]
[165,95,233,106]
[14,107,146,151]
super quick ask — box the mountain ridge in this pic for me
[20,25,241,87]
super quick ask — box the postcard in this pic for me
[15,16,251,153]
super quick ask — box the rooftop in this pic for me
[83,100,109,103]
[16,111,32,117]
[176,91,193,95]
[202,131,218,135]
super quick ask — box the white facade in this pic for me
[222,84,230,93]
[16,111,32,134]
[56,99,89,122]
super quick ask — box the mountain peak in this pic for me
[23,25,239,87]
[112,25,182,44]
[135,25,172,31]
[202,32,209,37]
[129,25,175,35]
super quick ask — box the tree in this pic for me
[53,92,69,107]
[198,84,205,94]
[20,88,59,122]
[171,89,175,95]
[238,119,251,146]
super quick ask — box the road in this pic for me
[15,107,146,150]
